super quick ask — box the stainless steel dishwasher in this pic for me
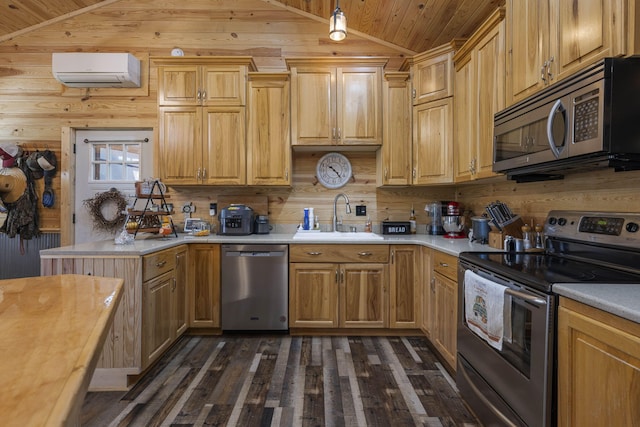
[220,244,288,331]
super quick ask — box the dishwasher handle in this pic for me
[224,251,286,257]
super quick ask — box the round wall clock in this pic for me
[316,152,352,189]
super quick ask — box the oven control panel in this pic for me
[578,216,625,235]
[546,210,640,248]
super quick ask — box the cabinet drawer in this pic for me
[433,251,458,281]
[143,248,176,281]
[290,244,389,263]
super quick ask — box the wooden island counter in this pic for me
[0,274,123,427]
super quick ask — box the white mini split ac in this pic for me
[51,53,141,88]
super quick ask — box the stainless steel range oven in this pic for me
[457,210,640,426]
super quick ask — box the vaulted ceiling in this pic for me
[0,0,503,53]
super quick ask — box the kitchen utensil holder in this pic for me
[499,215,525,239]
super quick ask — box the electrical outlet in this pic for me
[355,205,366,216]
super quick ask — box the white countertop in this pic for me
[40,232,497,257]
[41,232,640,325]
[553,283,640,324]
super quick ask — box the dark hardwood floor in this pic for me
[81,335,480,426]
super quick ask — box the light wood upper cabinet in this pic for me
[412,98,454,184]
[410,43,459,105]
[155,57,255,185]
[558,297,640,426]
[157,57,255,106]
[389,245,421,329]
[247,73,291,186]
[287,58,386,147]
[377,72,412,186]
[454,8,505,182]
[507,0,629,105]
[158,105,246,185]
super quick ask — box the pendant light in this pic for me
[329,0,347,41]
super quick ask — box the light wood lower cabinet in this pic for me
[389,245,421,328]
[431,251,459,370]
[341,263,388,328]
[289,245,389,329]
[420,246,433,336]
[558,297,640,426]
[289,263,339,328]
[141,246,189,369]
[188,244,221,328]
[142,271,174,367]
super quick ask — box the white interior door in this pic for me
[74,129,154,244]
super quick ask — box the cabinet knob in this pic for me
[155,261,166,267]
[439,262,449,267]
[202,168,207,180]
[358,252,373,257]
[196,168,201,180]
[201,90,206,100]
[307,252,322,256]
[541,61,548,83]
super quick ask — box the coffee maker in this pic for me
[424,202,445,235]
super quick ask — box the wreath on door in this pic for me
[84,188,128,232]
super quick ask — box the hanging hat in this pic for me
[26,151,44,179]
[38,150,57,173]
[0,167,27,204]
[0,143,21,168]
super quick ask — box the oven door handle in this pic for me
[505,288,547,306]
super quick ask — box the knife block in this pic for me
[499,216,525,239]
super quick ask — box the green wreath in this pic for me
[84,188,127,232]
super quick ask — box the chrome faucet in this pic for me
[332,193,352,232]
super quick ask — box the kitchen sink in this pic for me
[292,231,384,241]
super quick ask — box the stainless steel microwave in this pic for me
[493,57,640,182]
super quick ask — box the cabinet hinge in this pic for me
[72,213,76,224]
[73,143,76,154]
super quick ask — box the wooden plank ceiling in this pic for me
[0,0,502,53]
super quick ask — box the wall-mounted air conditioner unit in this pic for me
[51,53,141,88]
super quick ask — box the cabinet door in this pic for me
[412,50,454,105]
[142,271,174,368]
[289,263,339,328]
[507,0,549,104]
[202,106,246,185]
[433,272,457,370]
[453,56,474,183]
[340,263,387,328]
[389,245,420,329]
[474,17,505,180]
[201,65,247,106]
[413,98,453,184]
[158,65,200,106]
[247,74,291,185]
[378,72,412,186]
[290,67,334,146]
[337,67,382,145]
[174,246,188,337]
[551,0,626,83]
[189,244,220,328]
[420,247,433,336]
[558,298,640,426]
[158,106,202,184]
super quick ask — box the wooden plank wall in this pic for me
[2,0,640,237]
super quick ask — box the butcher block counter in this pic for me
[0,274,124,427]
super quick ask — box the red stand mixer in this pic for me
[443,202,466,238]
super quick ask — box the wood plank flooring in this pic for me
[81,335,480,426]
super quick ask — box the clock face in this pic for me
[316,152,352,189]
